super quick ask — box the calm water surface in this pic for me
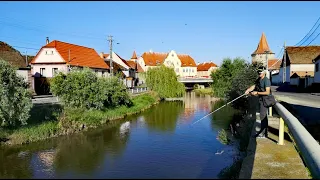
[0,92,240,179]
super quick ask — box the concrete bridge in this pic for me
[178,77,213,89]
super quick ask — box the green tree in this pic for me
[210,57,247,98]
[50,68,131,110]
[0,59,32,127]
[146,65,185,99]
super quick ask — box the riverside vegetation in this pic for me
[0,65,186,146]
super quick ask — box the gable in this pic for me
[32,48,65,64]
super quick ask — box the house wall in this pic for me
[105,52,130,70]
[163,50,181,75]
[16,70,30,82]
[315,61,320,83]
[271,73,281,85]
[252,53,275,67]
[197,67,218,77]
[32,64,68,77]
[291,64,314,72]
[181,67,197,77]
[290,77,299,86]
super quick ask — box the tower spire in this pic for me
[252,32,272,55]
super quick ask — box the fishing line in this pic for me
[191,93,248,126]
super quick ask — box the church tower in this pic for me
[251,33,275,67]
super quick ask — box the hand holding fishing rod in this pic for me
[191,91,253,126]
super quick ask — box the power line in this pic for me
[306,31,320,46]
[295,17,320,46]
[297,18,320,46]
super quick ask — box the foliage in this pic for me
[211,57,247,98]
[50,68,132,110]
[193,88,213,96]
[145,65,185,99]
[0,59,32,127]
[217,129,230,145]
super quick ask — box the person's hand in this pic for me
[245,89,251,95]
[251,91,258,96]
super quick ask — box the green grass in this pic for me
[1,92,159,146]
[193,88,213,96]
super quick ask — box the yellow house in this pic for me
[137,50,197,77]
[197,62,218,78]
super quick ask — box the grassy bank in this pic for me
[1,92,159,146]
[193,88,213,96]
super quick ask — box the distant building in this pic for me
[137,50,197,77]
[196,61,218,78]
[279,46,320,86]
[251,33,275,67]
[312,54,320,90]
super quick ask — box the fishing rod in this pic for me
[191,92,249,126]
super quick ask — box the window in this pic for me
[51,51,54,55]
[52,68,58,76]
[45,51,48,55]
[40,68,46,76]
[183,69,185,72]
[172,54,174,57]
[316,63,319,72]
[102,71,105,77]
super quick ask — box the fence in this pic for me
[272,102,320,178]
[128,87,148,94]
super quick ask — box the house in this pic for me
[196,61,218,78]
[126,51,145,86]
[100,51,143,88]
[311,54,320,91]
[30,38,109,95]
[137,50,197,77]
[289,72,315,88]
[251,33,275,68]
[268,59,282,85]
[279,46,320,86]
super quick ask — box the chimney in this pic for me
[46,37,49,44]
[100,52,104,59]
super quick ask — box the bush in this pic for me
[0,59,32,127]
[50,68,132,110]
[146,65,185,98]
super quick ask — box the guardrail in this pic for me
[273,102,320,178]
[128,87,148,94]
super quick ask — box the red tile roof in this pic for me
[177,54,197,67]
[141,51,197,67]
[141,52,168,66]
[268,59,281,70]
[125,60,144,72]
[252,32,273,55]
[197,62,218,71]
[31,40,109,69]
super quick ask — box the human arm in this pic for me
[252,78,271,96]
[245,85,255,94]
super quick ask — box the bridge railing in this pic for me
[273,102,320,178]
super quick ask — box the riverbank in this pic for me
[0,91,160,146]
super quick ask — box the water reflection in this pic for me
[143,101,184,133]
[0,92,241,179]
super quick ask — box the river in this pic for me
[0,92,242,179]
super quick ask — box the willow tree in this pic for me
[146,65,185,99]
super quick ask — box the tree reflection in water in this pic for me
[53,121,131,175]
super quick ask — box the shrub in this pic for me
[0,59,32,127]
[50,68,131,110]
[146,65,185,98]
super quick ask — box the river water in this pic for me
[0,92,241,179]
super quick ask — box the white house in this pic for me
[279,46,320,84]
[137,50,197,77]
[196,62,218,78]
[30,38,109,94]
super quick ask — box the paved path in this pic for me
[239,114,310,179]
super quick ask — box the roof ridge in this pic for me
[45,40,95,50]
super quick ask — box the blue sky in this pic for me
[0,1,319,65]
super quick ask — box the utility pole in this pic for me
[68,49,70,72]
[265,50,270,79]
[108,35,113,76]
[283,42,286,83]
[25,51,28,67]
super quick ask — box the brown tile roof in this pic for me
[252,32,273,55]
[102,53,109,58]
[125,60,144,72]
[268,59,281,70]
[131,51,137,59]
[30,40,109,69]
[197,62,218,71]
[177,54,197,67]
[141,52,168,66]
[281,46,320,66]
[137,63,144,73]
[290,71,314,78]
